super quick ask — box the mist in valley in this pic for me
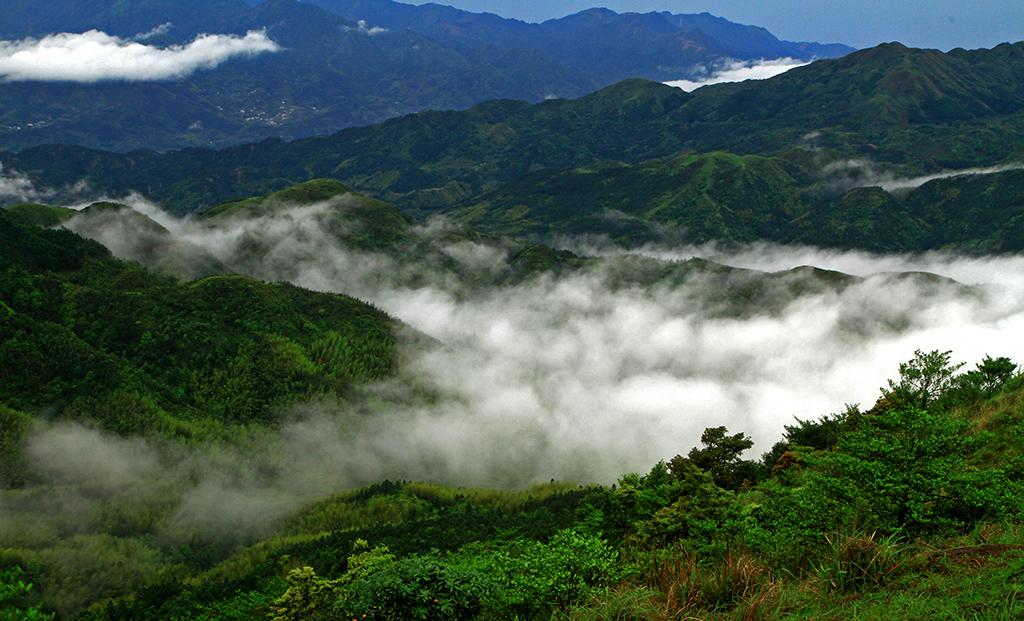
[5,192,1024,548]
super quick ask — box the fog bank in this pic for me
[6,195,1023,542]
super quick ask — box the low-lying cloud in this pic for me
[60,197,1024,482]
[665,57,809,92]
[818,158,1024,195]
[352,20,388,35]
[0,29,280,82]
[875,163,1024,193]
[5,194,1024,551]
[134,22,174,42]
[0,164,51,202]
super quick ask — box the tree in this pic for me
[938,355,1019,408]
[672,426,758,490]
[882,349,964,409]
[974,355,1018,391]
[819,406,1019,532]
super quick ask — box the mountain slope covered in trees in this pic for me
[3,327,1022,619]
[0,0,598,152]
[0,0,851,152]
[4,41,1023,250]
[306,0,852,81]
[0,205,402,447]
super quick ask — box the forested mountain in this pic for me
[3,200,1023,617]
[457,152,1024,252]
[0,0,598,152]
[306,0,852,81]
[0,0,850,152]
[4,178,875,300]
[3,173,1024,621]
[2,2,1024,616]
[0,205,402,441]
[0,0,249,40]
[4,41,1023,250]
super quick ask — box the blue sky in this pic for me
[406,0,1024,50]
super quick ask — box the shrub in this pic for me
[812,532,904,592]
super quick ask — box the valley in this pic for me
[1,3,1023,619]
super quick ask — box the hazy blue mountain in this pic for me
[0,0,854,152]
[307,0,855,80]
[0,0,597,151]
[0,0,249,40]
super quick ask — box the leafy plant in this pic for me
[0,566,53,621]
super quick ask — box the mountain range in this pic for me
[0,0,852,152]
[4,4,1024,618]
[303,0,852,80]
[4,40,1023,252]
[4,173,1024,621]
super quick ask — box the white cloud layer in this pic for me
[354,19,388,35]
[5,194,1024,545]
[133,22,174,41]
[875,163,1024,193]
[58,197,1024,487]
[0,29,280,82]
[818,159,1024,194]
[0,164,51,202]
[665,57,809,92]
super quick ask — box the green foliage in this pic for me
[0,566,53,621]
[555,587,662,621]
[0,205,74,229]
[672,426,759,490]
[5,220,1024,621]
[339,553,486,621]
[266,530,623,621]
[634,546,778,617]
[812,532,904,593]
[477,529,625,615]
[795,406,1021,536]
[0,407,32,488]
[0,214,399,432]
[269,567,340,621]
[939,355,1021,409]
[26,535,181,618]
[882,349,965,409]
[633,462,737,551]
[783,407,857,451]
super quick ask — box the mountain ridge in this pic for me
[3,41,1022,239]
[0,0,851,152]
[305,0,853,77]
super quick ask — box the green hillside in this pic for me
[10,179,893,302]
[0,207,400,446]
[1,9,1023,621]
[454,151,1024,251]
[2,179,1021,620]
[3,349,1020,620]
[4,42,1023,219]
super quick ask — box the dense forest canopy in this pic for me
[3,179,1024,619]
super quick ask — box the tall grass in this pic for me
[630,544,780,620]
[812,532,904,592]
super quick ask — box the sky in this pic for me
[406,0,1024,51]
